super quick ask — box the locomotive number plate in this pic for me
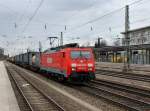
[78,67,86,70]
[77,64,86,66]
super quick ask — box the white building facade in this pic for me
[122,26,150,45]
[121,26,150,64]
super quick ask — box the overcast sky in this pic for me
[0,0,150,55]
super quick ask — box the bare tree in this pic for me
[113,40,120,46]
[113,38,121,46]
[100,40,107,47]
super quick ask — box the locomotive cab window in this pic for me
[71,51,91,59]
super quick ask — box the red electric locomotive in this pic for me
[40,44,95,82]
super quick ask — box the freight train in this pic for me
[9,43,95,82]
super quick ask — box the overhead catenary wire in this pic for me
[18,0,147,35]
[17,0,146,35]
[129,0,147,6]
[76,7,124,28]
[4,0,149,54]
[22,0,45,33]
[0,3,20,29]
[111,16,150,30]
[84,0,146,25]
[65,15,150,44]
[65,0,146,33]
[17,0,149,40]
[0,3,18,15]
[17,0,31,23]
[62,0,148,45]
[16,0,98,33]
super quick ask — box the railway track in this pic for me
[96,69,150,82]
[79,80,150,111]
[6,62,150,111]
[6,65,65,111]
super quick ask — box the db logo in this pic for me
[47,58,52,63]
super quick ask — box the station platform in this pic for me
[0,61,20,111]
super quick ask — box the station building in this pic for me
[95,26,150,64]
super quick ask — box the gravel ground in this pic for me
[8,62,128,111]
[96,74,150,91]
[96,62,150,75]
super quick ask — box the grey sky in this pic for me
[0,0,150,55]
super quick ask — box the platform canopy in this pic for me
[94,44,150,52]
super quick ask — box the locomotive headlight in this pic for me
[88,63,93,67]
[88,68,93,71]
[71,63,76,71]
[71,63,77,67]
[72,67,76,71]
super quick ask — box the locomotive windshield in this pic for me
[71,51,91,59]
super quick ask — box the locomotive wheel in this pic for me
[58,75,65,82]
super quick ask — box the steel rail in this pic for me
[6,65,65,111]
[82,81,150,111]
[96,69,150,82]
[92,79,150,97]
[6,67,34,111]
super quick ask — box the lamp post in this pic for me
[98,37,103,47]
[97,37,103,62]
[140,37,145,64]
[123,5,131,72]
